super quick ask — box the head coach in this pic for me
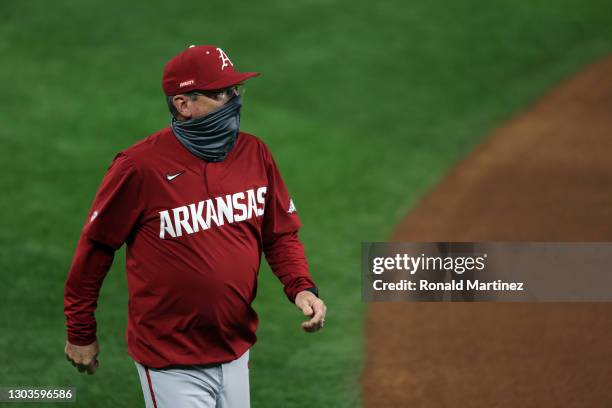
[63,45,326,408]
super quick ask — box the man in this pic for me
[64,45,326,408]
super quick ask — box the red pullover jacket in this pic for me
[64,128,316,368]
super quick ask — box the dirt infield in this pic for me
[362,57,612,407]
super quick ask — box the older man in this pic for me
[64,45,326,408]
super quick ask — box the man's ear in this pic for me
[173,95,192,119]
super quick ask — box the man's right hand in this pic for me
[65,340,99,375]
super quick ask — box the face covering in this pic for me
[171,95,242,162]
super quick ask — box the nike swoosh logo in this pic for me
[166,171,184,181]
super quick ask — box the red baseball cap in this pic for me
[162,45,260,96]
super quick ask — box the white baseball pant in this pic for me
[134,349,250,408]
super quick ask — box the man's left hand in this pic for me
[295,291,327,332]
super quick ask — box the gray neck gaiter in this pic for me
[171,95,242,162]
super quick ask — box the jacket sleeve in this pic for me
[261,145,317,303]
[64,153,143,345]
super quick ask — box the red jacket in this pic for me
[64,129,316,368]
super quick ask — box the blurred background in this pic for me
[1,0,611,406]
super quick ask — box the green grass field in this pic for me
[1,0,611,406]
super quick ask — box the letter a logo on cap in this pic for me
[216,48,234,70]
